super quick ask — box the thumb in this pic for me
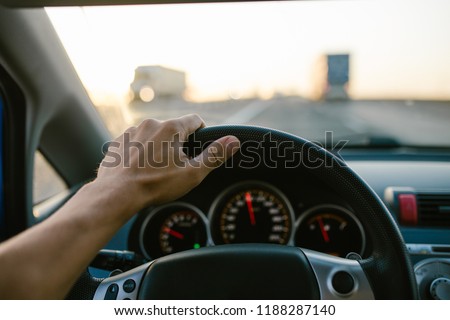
[190,135,240,173]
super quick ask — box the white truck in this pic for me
[129,65,186,102]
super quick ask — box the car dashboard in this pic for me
[34,152,450,299]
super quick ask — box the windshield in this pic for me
[46,0,450,147]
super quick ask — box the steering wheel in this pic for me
[69,125,418,299]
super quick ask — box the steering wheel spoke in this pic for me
[93,263,150,300]
[92,246,375,300]
[303,249,374,299]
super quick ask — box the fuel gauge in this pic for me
[295,204,365,257]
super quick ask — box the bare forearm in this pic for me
[0,181,134,299]
[0,115,239,299]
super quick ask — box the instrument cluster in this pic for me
[139,180,366,260]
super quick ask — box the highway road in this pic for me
[126,97,450,147]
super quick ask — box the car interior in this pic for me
[0,0,449,300]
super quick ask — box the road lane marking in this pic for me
[223,100,273,124]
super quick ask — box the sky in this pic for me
[46,0,450,104]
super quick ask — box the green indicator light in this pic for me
[193,243,201,249]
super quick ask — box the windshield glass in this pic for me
[46,0,450,147]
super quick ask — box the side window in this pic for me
[33,151,67,205]
[0,95,4,238]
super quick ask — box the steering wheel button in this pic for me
[123,279,136,293]
[332,271,355,295]
[104,283,119,300]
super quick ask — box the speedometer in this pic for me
[209,181,294,245]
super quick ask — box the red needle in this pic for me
[245,192,256,226]
[317,217,330,243]
[163,227,184,240]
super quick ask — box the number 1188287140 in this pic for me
[256,305,336,316]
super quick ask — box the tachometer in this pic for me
[295,204,365,257]
[140,203,209,259]
[209,181,294,245]
[159,210,207,255]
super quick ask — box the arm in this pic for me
[0,114,240,299]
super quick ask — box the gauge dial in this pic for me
[295,205,365,257]
[210,181,294,245]
[159,210,207,255]
[140,203,208,259]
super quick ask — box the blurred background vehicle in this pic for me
[129,65,186,103]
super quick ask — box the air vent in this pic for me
[417,193,450,227]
